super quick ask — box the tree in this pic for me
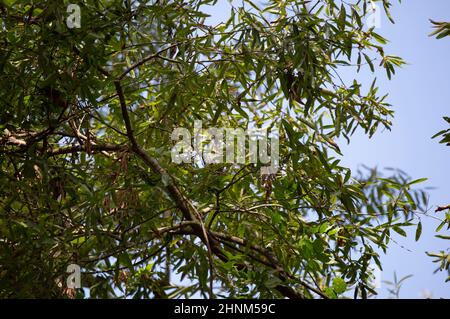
[0,0,428,298]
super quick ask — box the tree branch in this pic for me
[110,67,311,300]
[118,43,179,81]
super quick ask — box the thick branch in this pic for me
[210,230,328,299]
[111,70,310,300]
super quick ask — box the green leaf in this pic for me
[435,235,450,240]
[324,287,337,299]
[118,253,133,270]
[408,178,428,186]
[332,277,347,294]
[393,226,407,237]
[415,221,422,241]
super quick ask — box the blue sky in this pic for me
[337,0,450,298]
[203,0,450,298]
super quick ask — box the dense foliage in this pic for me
[0,0,430,298]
